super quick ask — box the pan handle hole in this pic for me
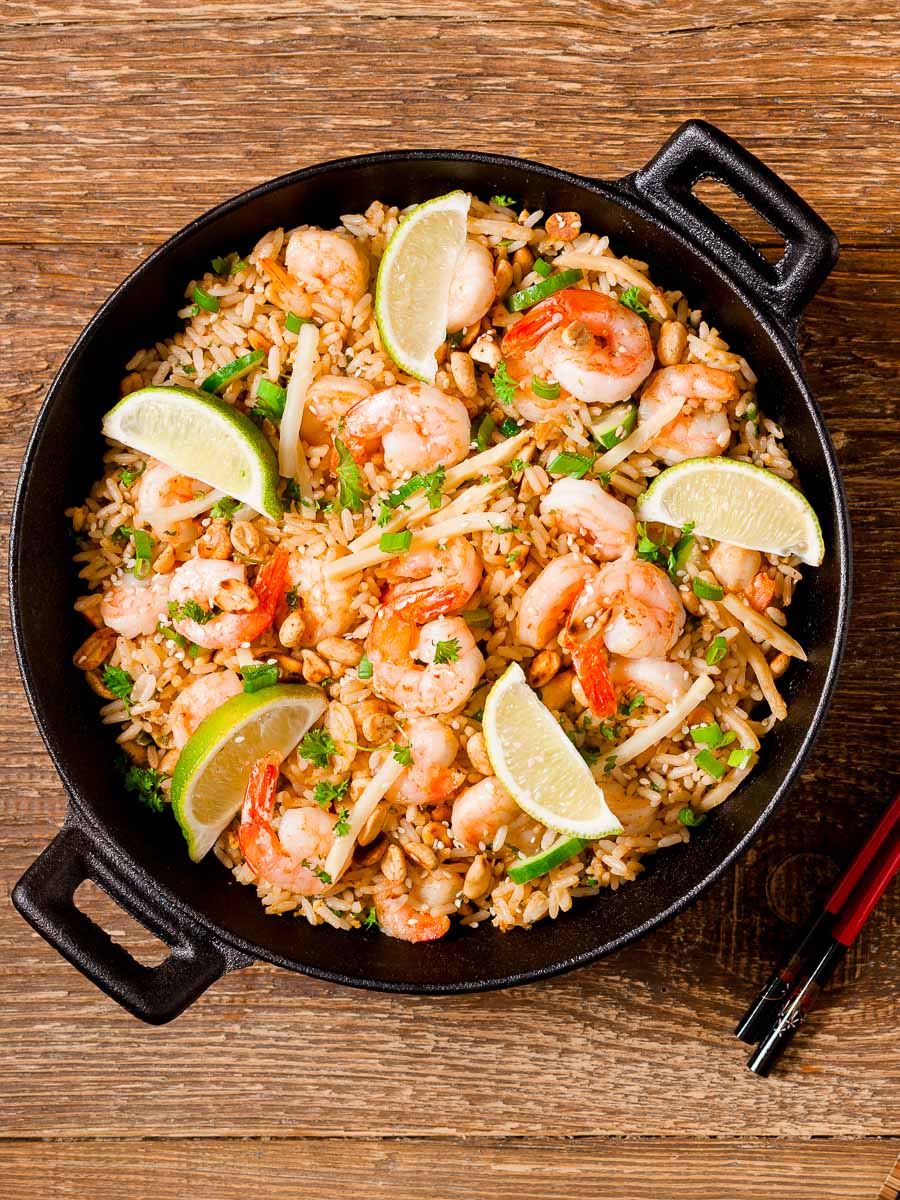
[74,880,170,967]
[692,178,785,265]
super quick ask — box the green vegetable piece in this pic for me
[499,416,520,437]
[492,361,518,405]
[121,761,167,813]
[690,723,735,749]
[193,285,220,313]
[333,437,370,513]
[240,663,279,693]
[474,412,495,452]
[102,665,133,708]
[392,744,413,766]
[462,608,492,630]
[591,401,637,450]
[531,377,561,401]
[380,530,412,554]
[200,349,265,394]
[618,285,655,321]
[284,311,311,334]
[508,836,587,885]
[506,268,583,312]
[695,749,727,779]
[491,195,516,208]
[692,577,725,601]
[299,729,337,768]
[706,635,729,665]
[254,378,287,422]
[313,778,350,808]
[678,806,707,827]
[728,748,754,770]
[547,451,595,479]
[210,496,240,520]
[532,257,552,278]
[433,637,461,664]
[357,652,373,680]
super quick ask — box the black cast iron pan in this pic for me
[10,121,851,1023]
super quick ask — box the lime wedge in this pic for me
[102,385,283,521]
[375,190,470,382]
[636,457,824,566]
[482,663,624,839]
[171,684,326,861]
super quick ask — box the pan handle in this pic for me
[625,120,839,334]
[12,820,252,1024]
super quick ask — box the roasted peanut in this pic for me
[358,802,388,847]
[540,668,574,711]
[247,328,272,352]
[159,748,181,775]
[449,350,478,399]
[656,320,688,367]
[317,637,364,666]
[493,258,514,298]
[462,854,493,899]
[301,649,332,684]
[214,578,259,613]
[272,653,304,675]
[512,246,534,276]
[422,821,449,848]
[458,323,480,350]
[769,651,790,679]
[528,648,561,690]
[381,843,407,883]
[153,543,176,574]
[545,211,581,242]
[197,519,232,560]
[469,333,501,369]
[403,840,438,871]
[326,701,357,773]
[431,803,452,823]
[73,627,117,671]
[354,834,388,867]
[230,520,263,558]
[465,731,492,776]
[278,610,306,649]
[73,594,104,629]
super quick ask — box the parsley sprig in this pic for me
[299,729,337,768]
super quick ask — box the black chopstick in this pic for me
[745,809,900,1076]
[735,788,900,1044]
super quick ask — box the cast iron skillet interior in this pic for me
[11,122,850,1022]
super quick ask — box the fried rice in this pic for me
[67,192,808,940]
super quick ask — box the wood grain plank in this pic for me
[0,3,896,244]
[0,1137,897,1200]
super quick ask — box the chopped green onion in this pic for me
[131,528,153,580]
[547,451,595,479]
[118,462,145,488]
[506,268,583,312]
[474,412,495,453]
[285,311,311,334]
[254,377,287,421]
[499,416,520,437]
[690,723,735,749]
[240,663,279,693]
[182,364,197,376]
[192,285,220,313]
[667,526,695,577]
[706,635,729,666]
[728,748,754,770]
[358,652,373,680]
[692,577,725,601]
[531,377,561,401]
[532,257,552,278]
[619,693,645,716]
[695,749,727,779]
[678,806,707,827]
[200,349,265,394]
[462,608,493,630]
[380,530,412,554]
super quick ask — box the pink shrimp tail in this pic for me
[569,636,617,721]
[501,294,567,355]
[254,548,290,618]
[238,754,281,859]
[390,585,466,623]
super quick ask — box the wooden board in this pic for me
[1,2,898,1196]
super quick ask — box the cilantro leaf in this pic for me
[363,906,379,929]
[333,437,370,513]
[299,729,337,768]
[168,599,217,625]
[102,664,133,709]
[678,806,707,827]
[433,637,461,664]
[618,693,645,716]
[118,462,145,489]
[210,496,240,520]
[619,286,656,322]
[313,777,351,808]
[492,361,518,405]
[121,761,166,813]
[334,807,351,837]
[392,743,413,767]
[491,195,516,208]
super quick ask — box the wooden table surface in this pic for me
[1,2,898,1197]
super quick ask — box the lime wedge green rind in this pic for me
[102,384,283,522]
[636,456,824,567]
[375,190,470,383]
[171,684,327,861]
[483,663,624,839]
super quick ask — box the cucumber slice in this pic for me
[201,349,265,394]
[508,834,587,884]
[591,401,637,449]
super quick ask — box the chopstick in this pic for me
[744,806,900,1077]
[735,788,900,1044]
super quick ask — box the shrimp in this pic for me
[517,553,598,649]
[169,669,242,749]
[574,558,686,660]
[608,656,691,705]
[238,754,335,894]
[639,365,738,465]
[501,288,654,415]
[286,552,357,647]
[446,239,495,333]
[284,228,369,302]
[383,537,482,615]
[450,777,520,850]
[168,549,289,650]
[708,541,762,593]
[301,375,375,445]
[385,717,465,806]
[136,463,206,543]
[373,876,451,942]
[539,477,637,562]
[100,573,171,639]
[340,384,471,476]
[366,592,485,716]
